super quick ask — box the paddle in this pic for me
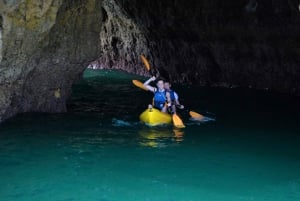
[189,111,205,120]
[132,80,148,91]
[172,113,186,128]
[141,54,159,77]
[141,55,151,71]
[140,55,186,128]
[175,105,205,120]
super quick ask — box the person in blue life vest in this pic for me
[164,81,184,114]
[143,76,171,113]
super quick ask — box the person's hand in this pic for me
[177,105,184,109]
[150,76,156,81]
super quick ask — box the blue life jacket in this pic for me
[167,90,176,102]
[153,89,166,110]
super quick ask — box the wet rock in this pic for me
[95,0,300,94]
[1,0,300,122]
[0,0,102,122]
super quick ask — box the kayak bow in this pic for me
[139,108,172,126]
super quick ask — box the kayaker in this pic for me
[143,76,171,113]
[164,81,184,114]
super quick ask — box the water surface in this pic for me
[0,69,299,201]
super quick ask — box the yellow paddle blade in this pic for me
[172,114,185,128]
[132,80,148,91]
[189,111,204,120]
[140,55,151,71]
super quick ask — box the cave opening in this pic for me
[0,1,300,200]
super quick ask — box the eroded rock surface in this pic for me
[0,0,102,122]
[95,0,300,93]
[1,0,300,122]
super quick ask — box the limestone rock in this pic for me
[95,0,300,94]
[0,0,102,122]
[1,0,300,123]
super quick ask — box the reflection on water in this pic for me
[0,69,300,201]
[138,127,184,148]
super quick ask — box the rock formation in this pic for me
[95,0,300,92]
[0,0,102,122]
[0,0,300,122]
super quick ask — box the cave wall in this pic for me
[0,0,102,122]
[0,0,300,122]
[96,0,300,93]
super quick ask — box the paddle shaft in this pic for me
[176,105,204,119]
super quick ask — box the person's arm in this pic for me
[166,91,172,106]
[174,92,184,109]
[143,76,156,92]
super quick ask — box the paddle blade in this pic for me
[140,55,151,71]
[132,80,148,91]
[172,114,185,128]
[189,111,204,120]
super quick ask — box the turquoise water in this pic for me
[0,69,299,201]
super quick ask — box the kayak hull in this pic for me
[139,108,172,126]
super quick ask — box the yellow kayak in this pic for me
[139,108,172,126]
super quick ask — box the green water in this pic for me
[0,69,299,201]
